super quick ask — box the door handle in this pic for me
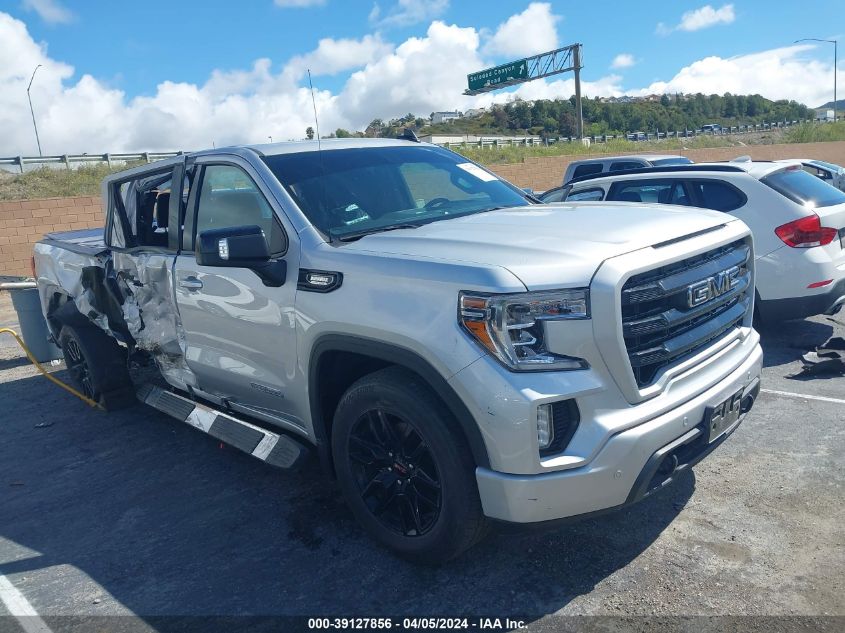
[179,276,203,290]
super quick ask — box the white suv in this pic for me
[559,162,845,322]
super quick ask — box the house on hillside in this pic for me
[432,111,462,124]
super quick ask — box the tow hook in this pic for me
[740,392,755,414]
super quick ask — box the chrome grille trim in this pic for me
[621,239,752,388]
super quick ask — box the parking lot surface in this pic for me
[0,291,843,629]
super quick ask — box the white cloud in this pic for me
[0,12,354,153]
[679,3,735,31]
[638,44,841,108]
[658,3,735,35]
[610,53,635,69]
[473,74,624,108]
[369,0,449,29]
[340,20,483,124]
[1,8,840,157]
[482,2,560,58]
[21,0,73,24]
[273,0,326,7]
[286,34,392,78]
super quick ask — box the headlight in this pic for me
[459,289,590,371]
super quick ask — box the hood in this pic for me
[341,202,733,290]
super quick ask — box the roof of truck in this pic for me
[200,137,426,158]
[103,138,431,182]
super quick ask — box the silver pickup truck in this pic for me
[33,138,763,562]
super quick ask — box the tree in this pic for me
[306,126,314,140]
[723,93,737,118]
[365,119,384,137]
[557,111,576,137]
[492,106,508,129]
[660,94,671,107]
[335,128,353,138]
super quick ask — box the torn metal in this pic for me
[33,241,113,334]
[112,251,197,391]
[33,239,198,392]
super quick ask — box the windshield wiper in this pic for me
[335,223,422,242]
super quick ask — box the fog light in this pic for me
[537,404,554,450]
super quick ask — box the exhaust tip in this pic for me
[740,393,755,414]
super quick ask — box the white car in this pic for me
[557,162,845,322]
[779,159,845,193]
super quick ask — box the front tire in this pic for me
[331,367,488,563]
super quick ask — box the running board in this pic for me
[136,384,309,470]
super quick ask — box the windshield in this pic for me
[762,168,845,208]
[262,145,530,239]
[810,160,844,174]
[650,157,693,166]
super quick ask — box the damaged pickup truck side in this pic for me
[34,139,763,562]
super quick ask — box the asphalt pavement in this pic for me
[0,291,842,632]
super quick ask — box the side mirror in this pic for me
[196,225,286,287]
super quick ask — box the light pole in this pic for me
[795,38,837,122]
[27,64,44,156]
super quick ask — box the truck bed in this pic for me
[40,228,108,257]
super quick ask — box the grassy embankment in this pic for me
[0,163,127,201]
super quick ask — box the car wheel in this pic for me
[331,366,488,563]
[59,325,134,410]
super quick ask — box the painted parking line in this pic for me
[0,573,52,633]
[760,388,845,406]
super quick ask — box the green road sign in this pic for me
[467,59,528,92]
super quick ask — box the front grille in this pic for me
[621,239,751,388]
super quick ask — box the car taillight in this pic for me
[774,214,838,248]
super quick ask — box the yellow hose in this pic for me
[0,327,104,410]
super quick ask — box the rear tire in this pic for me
[59,325,134,410]
[331,366,488,563]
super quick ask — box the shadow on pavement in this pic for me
[0,355,37,371]
[0,370,692,622]
[758,319,834,369]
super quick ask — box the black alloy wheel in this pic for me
[58,325,134,410]
[63,335,94,398]
[347,408,442,537]
[331,366,488,562]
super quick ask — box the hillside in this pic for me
[420,93,813,139]
[816,100,845,110]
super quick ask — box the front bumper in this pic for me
[475,340,763,524]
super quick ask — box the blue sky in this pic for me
[0,0,841,153]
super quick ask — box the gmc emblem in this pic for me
[687,266,740,308]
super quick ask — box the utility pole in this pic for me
[573,44,584,139]
[795,38,837,122]
[27,64,43,156]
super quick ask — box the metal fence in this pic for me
[436,118,834,150]
[0,151,182,173]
